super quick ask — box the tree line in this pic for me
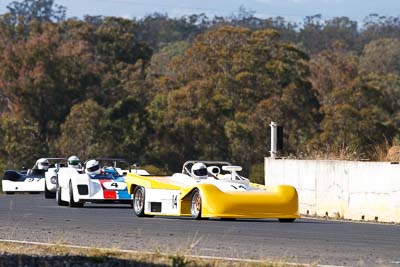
[1,0,400,182]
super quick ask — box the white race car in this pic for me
[56,158,149,207]
[2,158,65,195]
[44,158,68,199]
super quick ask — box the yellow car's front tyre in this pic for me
[133,186,145,217]
[191,189,202,220]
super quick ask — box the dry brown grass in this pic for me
[0,241,308,267]
[295,144,364,161]
[385,145,400,162]
[293,142,398,162]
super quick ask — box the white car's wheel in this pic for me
[191,189,202,220]
[133,186,145,217]
[69,181,83,208]
[56,185,68,206]
[44,182,56,199]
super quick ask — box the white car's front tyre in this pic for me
[56,186,68,206]
[69,181,83,208]
[44,182,56,199]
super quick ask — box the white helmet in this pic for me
[68,155,80,169]
[36,158,50,171]
[86,159,100,176]
[191,163,208,179]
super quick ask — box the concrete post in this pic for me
[270,121,278,158]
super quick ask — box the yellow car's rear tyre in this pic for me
[191,189,202,220]
[221,218,236,221]
[279,218,296,223]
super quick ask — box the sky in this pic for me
[0,0,399,24]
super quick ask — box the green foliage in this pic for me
[0,150,5,192]
[300,16,359,55]
[137,13,207,51]
[148,26,319,170]
[249,163,265,184]
[1,6,400,174]
[90,17,151,66]
[6,0,66,24]
[139,165,169,175]
[169,254,189,267]
[147,41,189,78]
[57,99,110,159]
[0,112,43,168]
[105,96,149,162]
[310,44,395,157]
[0,22,97,146]
[360,38,400,75]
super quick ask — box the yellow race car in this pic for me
[125,161,299,222]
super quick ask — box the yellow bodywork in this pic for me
[126,173,299,219]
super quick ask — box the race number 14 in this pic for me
[172,195,177,209]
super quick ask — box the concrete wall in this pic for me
[264,158,400,223]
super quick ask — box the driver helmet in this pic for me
[36,158,50,171]
[86,159,100,176]
[68,155,80,169]
[191,162,208,179]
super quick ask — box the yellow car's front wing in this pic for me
[187,183,299,219]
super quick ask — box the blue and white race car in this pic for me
[56,158,149,207]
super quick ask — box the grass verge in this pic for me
[0,240,307,267]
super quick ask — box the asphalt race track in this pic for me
[0,194,399,266]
